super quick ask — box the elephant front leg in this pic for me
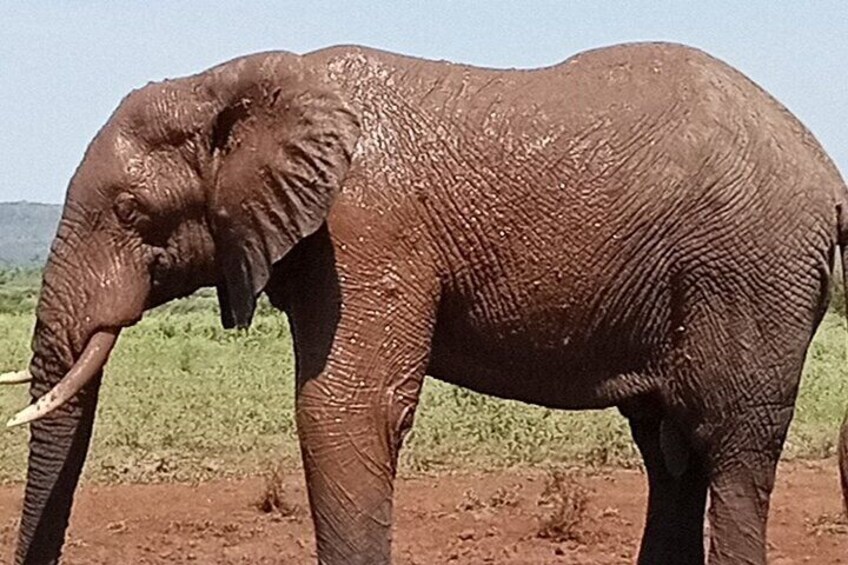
[297,361,425,564]
[295,320,432,565]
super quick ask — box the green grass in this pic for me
[0,271,846,484]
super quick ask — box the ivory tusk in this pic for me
[7,329,119,428]
[0,370,31,385]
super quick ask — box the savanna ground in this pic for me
[0,268,846,563]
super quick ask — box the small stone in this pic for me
[599,506,619,518]
[458,529,475,541]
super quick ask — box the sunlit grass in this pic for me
[0,271,845,484]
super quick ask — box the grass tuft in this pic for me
[536,469,590,543]
[257,461,300,517]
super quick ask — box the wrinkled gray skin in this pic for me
[11,42,848,564]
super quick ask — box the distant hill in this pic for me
[0,202,62,267]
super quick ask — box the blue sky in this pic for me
[1,2,846,203]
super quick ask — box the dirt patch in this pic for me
[0,461,844,564]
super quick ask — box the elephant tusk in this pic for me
[6,329,119,428]
[0,370,31,385]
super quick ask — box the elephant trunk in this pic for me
[8,330,118,427]
[14,321,104,565]
[13,217,144,564]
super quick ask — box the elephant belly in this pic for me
[426,255,672,410]
[426,321,662,411]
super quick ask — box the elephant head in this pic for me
[4,52,360,564]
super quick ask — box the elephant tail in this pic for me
[838,200,848,516]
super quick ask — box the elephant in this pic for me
[2,40,847,565]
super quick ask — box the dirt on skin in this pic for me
[0,461,845,564]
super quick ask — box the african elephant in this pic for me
[2,41,847,565]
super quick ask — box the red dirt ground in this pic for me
[1,461,845,564]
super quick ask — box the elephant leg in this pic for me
[702,401,795,565]
[628,412,708,564]
[705,457,777,565]
[297,355,428,564]
[292,296,435,565]
[695,339,809,564]
[658,271,823,565]
[690,355,804,564]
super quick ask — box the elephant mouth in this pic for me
[3,327,121,427]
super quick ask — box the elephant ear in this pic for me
[208,64,360,329]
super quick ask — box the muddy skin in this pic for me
[8,42,848,564]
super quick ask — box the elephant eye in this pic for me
[113,192,152,232]
[114,193,137,225]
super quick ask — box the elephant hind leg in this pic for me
[652,254,827,564]
[625,403,708,565]
[666,314,813,564]
[700,396,799,565]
